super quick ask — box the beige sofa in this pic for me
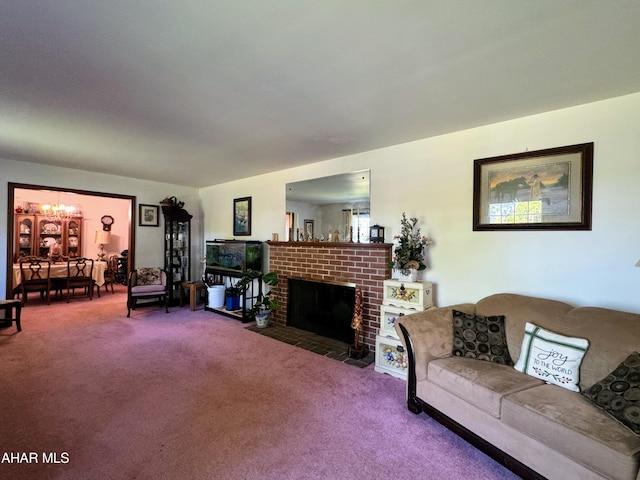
[395,293,640,480]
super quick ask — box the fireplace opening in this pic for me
[287,278,356,345]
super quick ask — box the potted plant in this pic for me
[236,270,280,327]
[389,212,433,282]
[251,271,280,327]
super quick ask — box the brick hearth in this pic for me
[267,241,392,351]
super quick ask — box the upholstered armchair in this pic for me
[127,267,169,317]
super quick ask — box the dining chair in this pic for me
[99,254,118,295]
[64,258,95,302]
[18,258,52,305]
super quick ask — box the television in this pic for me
[205,240,262,272]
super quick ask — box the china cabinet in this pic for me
[162,205,192,305]
[14,214,83,261]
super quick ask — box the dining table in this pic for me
[13,260,107,291]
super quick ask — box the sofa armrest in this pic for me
[395,303,475,382]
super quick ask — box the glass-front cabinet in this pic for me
[65,218,82,258]
[14,214,83,261]
[15,214,36,260]
[37,217,63,258]
[162,205,192,305]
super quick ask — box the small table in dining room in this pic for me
[0,299,22,332]
[180,281,206,311]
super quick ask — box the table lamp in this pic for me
[95,230,111,261]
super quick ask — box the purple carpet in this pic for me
[0,288,519,479]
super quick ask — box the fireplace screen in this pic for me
[287,278,356,345]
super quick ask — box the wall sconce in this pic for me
[95,230,111,261]
[369,224,385,243]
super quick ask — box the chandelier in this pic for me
[41,202,76,220]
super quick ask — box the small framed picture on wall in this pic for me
[304,219,314,240]
[139,204,160,227]
[233,197,251,236]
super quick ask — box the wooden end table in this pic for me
[0,299,22,332]
[180,282,206,311]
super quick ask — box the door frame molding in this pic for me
[6,182,136,299]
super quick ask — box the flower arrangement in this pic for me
[389,212,432,271]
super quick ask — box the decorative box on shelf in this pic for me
[374,334,408,380]
[383,279,433,311]
[379,304,408,339]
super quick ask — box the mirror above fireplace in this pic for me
[285,170,370,241]
[286,170,370,205]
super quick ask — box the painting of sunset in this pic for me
[474,142,592,231]
[488,161,571,223]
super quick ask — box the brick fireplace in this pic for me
[267,241,392,351]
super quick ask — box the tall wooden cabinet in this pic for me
[14,214,83,261]
[162,205,192,305]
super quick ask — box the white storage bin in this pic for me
[207,285,226,309]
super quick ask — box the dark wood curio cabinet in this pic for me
[162,205,192,305]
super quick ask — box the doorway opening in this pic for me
[6,182,136,301]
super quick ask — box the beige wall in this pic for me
[200,92,640,313]
[3,93,639,311]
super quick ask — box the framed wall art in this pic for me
[304,219,314,240]
[233,197,252,236]
[473,142,593,231]
[139,204,160,227]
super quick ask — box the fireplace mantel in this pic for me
[266,241,392,351]
[266,241,392,249]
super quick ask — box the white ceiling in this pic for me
[2,1,640,188]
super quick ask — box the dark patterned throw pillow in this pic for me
[451,310,513,365]
[581,351,640,435]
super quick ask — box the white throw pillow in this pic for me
[514,322,589,392]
